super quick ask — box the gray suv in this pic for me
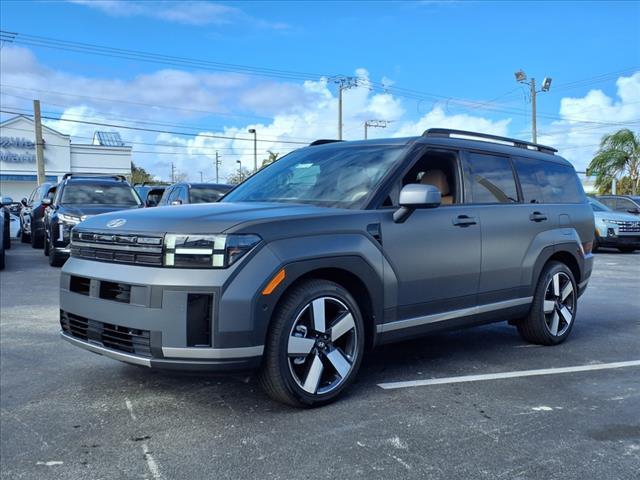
[60,129,595,407]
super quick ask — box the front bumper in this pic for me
[59,250,280,372]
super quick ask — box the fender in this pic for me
[254,234,386,349]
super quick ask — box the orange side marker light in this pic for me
[262,268,286,295]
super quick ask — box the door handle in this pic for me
[452,215,477,227]
[529,212,547,222]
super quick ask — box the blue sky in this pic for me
[1,0,639,180]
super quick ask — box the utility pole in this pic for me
[215,151,221,183]
[248,129,257,172]
[171,162,175,183]
[33,100,46,185]
[334,77,359,140]
[199,171,204,182]
[514,70,552,144]
[364,120,392,140]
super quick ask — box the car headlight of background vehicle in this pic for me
[163,234,261,268]
[58,213,86,225]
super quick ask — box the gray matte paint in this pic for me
[60,134,595,371]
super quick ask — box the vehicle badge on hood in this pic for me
[106,218,127,228]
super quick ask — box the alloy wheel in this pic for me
[543,272,576,337]
[287,296,359,395]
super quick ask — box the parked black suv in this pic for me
[158,182,232,206]
[44,174,143,266]
[61,129,594,406]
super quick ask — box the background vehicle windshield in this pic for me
[61,183,141,206]
[588,197,611,212]
[190,185,231,203]
[222,145,404,208]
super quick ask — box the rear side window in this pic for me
[465,152,518,203]
[514,157,584,204]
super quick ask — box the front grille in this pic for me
[60,310,151,357]
[618,221,640,233]
[71,230,163,266]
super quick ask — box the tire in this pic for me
[618,246,636,253]
[20,228,30,243]
[3,224,10,250]
[592,235,600,253]
[31,225,44,249]
[48,234,65,267]
[517,261,578,346]
[259,279,365,407]
[0,246,5,270]
[43,230,50,256]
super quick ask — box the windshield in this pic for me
[61,183,141,206]
[588,197,611,212]
[222,144,405,208]
[190,185,231,203]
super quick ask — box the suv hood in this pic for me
[75,202,349,234]
[61,205,142,218]
[593,209,640,222]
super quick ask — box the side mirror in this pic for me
[627,208,640,215]
[21,197,28,206]
[41,198,52,207]
[170,199,182,205]
[393,184,441,223]
[1,196,13,206]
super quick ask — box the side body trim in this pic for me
[377,297,533,333]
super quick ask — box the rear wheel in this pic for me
[517,262,577,346]
[259,279,365,407]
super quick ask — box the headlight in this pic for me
[163,234,261,268]
[58,213,84,224]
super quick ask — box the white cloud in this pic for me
[67,0,289,29]
[5,44,636,182]
[538,72,640,171]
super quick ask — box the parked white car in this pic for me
[588,197,640,253]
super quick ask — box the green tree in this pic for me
[595,176,635,195]
[130,162,154,184]
[587,129,640,195]
[227,167,252,185]
[261,151,280,169]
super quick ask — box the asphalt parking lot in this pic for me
[1,242,639,480]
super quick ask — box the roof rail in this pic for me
[309,139,344,146]
[422,128,557,154]
[62,173,127,181]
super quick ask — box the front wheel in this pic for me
[517,262,578,346]
[48,234,65,267]
[259,279,365,407]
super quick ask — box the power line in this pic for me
[0,109,311,145]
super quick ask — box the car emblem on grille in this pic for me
[106,218,127,228]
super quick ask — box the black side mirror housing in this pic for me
[627,208,640,215]
[393,184,442,223]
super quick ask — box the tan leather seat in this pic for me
[420,170,453,204]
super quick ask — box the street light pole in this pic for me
[364,120,391,140]
[248,129,257,172]
[515,70,551,144]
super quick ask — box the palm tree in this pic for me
[261,151,280,168]
[587,129,640,195]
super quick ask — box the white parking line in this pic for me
[378,360,640,390]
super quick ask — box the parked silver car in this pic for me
[588,197,640,253]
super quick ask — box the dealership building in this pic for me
[0,115,131,200]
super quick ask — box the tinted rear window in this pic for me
[61,183,141,206]
[466,153,518,203]
[514,158,584,204]
[189,186,230,203]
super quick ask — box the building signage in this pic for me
[0,136,40,164]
